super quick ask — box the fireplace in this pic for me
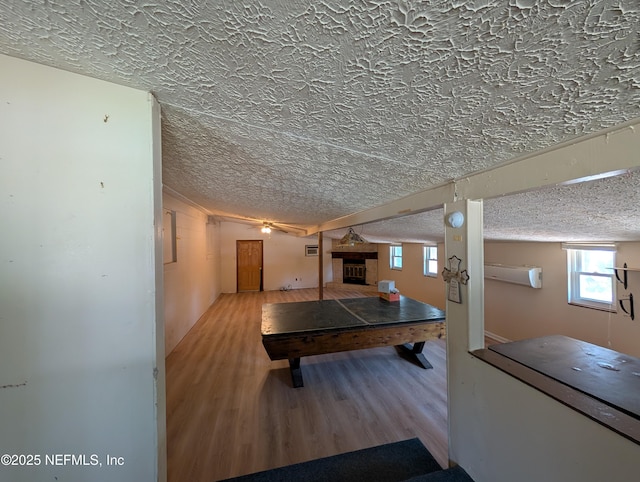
[332,251,377,286]
[343,259,366,285]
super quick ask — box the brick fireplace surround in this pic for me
[328,241,379,291]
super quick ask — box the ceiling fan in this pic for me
[209,213,307,235]
[248,221,296,235]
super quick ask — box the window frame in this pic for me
[423,245,438,277]
[390,245,403,270]
[565,244,616,312]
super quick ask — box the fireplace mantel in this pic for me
[331,251,378,260]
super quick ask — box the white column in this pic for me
[444,199,484,467]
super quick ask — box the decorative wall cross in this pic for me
[442,255,469,303]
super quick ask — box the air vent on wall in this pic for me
[484,264,542,289]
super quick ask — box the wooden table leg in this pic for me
[397,342,433,369]
[289,358,304,388]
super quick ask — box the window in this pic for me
[423,246,438,277]
[565,244,616,311]
[390,245,403,270]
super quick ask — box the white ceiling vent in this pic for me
[484,264,542,289]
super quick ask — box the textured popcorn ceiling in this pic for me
[1,1,639,242]
[330,170,640,243]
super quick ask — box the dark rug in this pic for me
[404,465,475,482]
[218,438,443,482]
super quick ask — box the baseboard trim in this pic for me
[484,330,510,344]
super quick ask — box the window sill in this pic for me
[472,340,640,446]
[568,301,616,313]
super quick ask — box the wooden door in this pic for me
[237,240,263,292]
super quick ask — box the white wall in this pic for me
[484,241,640,357]
[0,55,164,481]
[220,221,323,292]
[452,355,640,481]
[163,192,220,355]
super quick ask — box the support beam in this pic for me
[444,199,485,467]
[318,231,324,300]
[455,119,640,201]
[443,200,485,354]
[310,183,455,235]
[307,118,640,236]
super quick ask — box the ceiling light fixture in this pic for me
[338,227,368,247]
[261,223,272,234]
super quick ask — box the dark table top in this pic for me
[489,335,640,419]
[262,296,446,336]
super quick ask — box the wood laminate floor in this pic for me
[165,288,448,481]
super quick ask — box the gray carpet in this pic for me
[405,465,474,482]
[218,438,473,482]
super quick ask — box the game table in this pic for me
[261,295,446,387]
